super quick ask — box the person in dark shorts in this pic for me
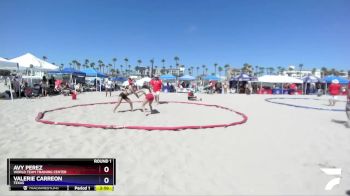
[113,85,137,112]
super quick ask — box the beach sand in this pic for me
[0,89,349,195]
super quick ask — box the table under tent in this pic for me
[254,75,303,94]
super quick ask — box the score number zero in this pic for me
[103,166,110,184]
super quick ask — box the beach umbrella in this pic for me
[204,75,219,81]
[179,75,195,81]
[160,74,176,80]
[122,81,129,86]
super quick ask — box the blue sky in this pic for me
[0,0,349,73]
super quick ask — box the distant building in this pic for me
[282,66,321,78]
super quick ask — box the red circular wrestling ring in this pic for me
[35,101,248,131]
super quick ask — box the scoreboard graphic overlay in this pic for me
[7,158,116,191]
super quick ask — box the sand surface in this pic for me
[0,88,349,195]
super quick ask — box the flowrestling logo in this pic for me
[320,168,342,191]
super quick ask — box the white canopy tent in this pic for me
[0,57,18,70]
[256,75,303,94]
[10,53,58,71]
[135,77,151,86]
[257,75,303,83]
[0,57,19,101]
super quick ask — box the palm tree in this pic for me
[120,65,124,76]
[155,65,158,75]
[101,63,105,73]
[259,67,265,76]
[161,59,165,67]
[255,65,259,76]
[128,64,131,75]
[196,66,200,76]
[218,66,223,77]
[110,68,116,76]
[205,68,208,75]
[90,62,95,69]
[277,66,282,75]
[60,63,64,70]
[108,63,113,75]
[187,68,191,75]
[97,60,103,72]
[150,59,154,77]
[76,62,81,70]
[137,59,142,66]
[174,56,180,67]
[42,56,48,61]
[112,58,117,71]
[214,63,218,75]
[71,60,77,69]
[124,58,128,67]
[298,64,304,78]
[202,64,206,75]
[84,59,89,69]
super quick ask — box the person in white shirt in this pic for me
[105,78,113,97]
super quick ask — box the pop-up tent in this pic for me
[322,75,349,84]
[179,75,195,81]
[81,68,107,78]
[81,68,107,92]
[48,68,86,76]
[160,74,176,80]
[256,75,303,94]
[321,75,349,95]
[0,57,18,101]
[258,75,303,83]
[0,57,18,70]
[10,53,58,71]
[231,73,257,81]
[111,77,127,82]
[204,75,219,81]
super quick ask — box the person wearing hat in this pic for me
[150,75,163,104]
[328,79,341,106]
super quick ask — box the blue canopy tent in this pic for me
[81,68,107,78]
[302,75,321,94]
[322,76,349,84]
[179,75,195,81]
[230,73,256,93]
[204,75,219,81]
[321,76,349,95]
[111,77,127,82]
[48,68,86,76]
[81,68,107,91]
[48,68,86,89]
[160,74,176,80]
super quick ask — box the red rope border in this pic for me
[35,101,248,131]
